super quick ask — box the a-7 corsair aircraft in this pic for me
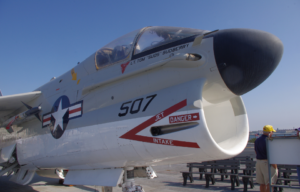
[0,26,283,191]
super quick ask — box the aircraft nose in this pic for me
[212,28,283,95]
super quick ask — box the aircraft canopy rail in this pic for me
[134,26,205,54]
[95,26,208,71]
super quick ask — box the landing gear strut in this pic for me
[122,167,145,192]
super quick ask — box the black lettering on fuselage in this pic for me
[137,57,145,62]
[162,44,189,55]
[148,52,160,59]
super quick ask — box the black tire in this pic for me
[59,179,64,185]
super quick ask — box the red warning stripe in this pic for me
[120,100,200,148]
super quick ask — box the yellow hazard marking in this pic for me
[71,68,77,80]
[77,79,80,84]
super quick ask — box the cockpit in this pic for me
[95,26,206,70]
[95,29,139,70]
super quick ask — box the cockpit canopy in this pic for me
[95,29,140,70]
[95,26,206,70]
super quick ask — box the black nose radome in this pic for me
[211,28,283,95]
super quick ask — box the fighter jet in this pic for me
[0,26,283,191]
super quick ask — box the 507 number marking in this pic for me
[118,94,157,117]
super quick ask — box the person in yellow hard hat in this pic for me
[254,125,278,192]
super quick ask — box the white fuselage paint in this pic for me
[2,36,249,171]
[17,106,248,169]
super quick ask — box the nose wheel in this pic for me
[58,179,64,185]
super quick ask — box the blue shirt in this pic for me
[255,135,268,160]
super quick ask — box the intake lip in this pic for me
[210,28,283,95]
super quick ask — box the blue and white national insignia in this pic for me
[42,95,83,139]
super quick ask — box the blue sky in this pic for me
[0,0,299,131]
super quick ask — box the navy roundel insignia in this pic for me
[42,96,83,139]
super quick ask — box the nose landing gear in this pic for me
[122,167,145,192]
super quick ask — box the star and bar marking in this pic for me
[42,96,83,139]
[43,100,83,128]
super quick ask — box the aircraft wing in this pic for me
[0,91,41,122]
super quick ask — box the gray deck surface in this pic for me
[0,143,299,192]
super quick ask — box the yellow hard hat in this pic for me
[263,125,276,132]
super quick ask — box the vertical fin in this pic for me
[0,90,2,96]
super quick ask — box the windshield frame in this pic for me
[95,28,144,70]
[131,26,206,60]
